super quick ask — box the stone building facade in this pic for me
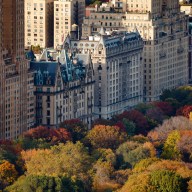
[0,0,35,139]
[82,0,189,101]
[64,29,144,119]
[122,0,189,101]
[54,0,85,48]
[30,48,94,127]
[25,0,54,48]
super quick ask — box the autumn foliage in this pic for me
[24,126,71,144]
[3,86,192,191]
[0,161,18,189]
[176,105,192,118]
[87,125,127,149]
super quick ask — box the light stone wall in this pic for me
[82,0,189,101]
[25,0,54,48]
[54,0,85,48]
[65,32,144,119]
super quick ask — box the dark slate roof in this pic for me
[30,61,58,86]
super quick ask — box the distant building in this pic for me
[30,49,94,127]
[64,29,144,119]
[54,0,85,48]
[0,0,35,139]
[25,0,54,48]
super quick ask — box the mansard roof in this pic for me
[30,61,58,86]
[30,49,91,86]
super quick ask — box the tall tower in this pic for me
[0,0,35,139]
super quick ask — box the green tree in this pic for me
[161,131,181,160]
[122,119,136,136]
[116,141,152,168]
[150,170,188,192]
[5,175,84,192]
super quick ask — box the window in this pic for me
[47,118,50,125]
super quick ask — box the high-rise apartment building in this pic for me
[122,0,189,101]
[54,0,85,48]
[65,29,144,119]
[0,0,35,139]
[25,0,54,48]
[83,0,189,101]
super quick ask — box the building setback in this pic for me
[25,0,54,48]
[30,48,94,127]
[0,0,35,139]
[64,29,144,119]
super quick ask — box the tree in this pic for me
[86,125,127,149]
[60,119,88,142]
[161,131,181,160]
[152,101,174,116]
[176,130,192,162]
[92,160,119,192]
[5,175,84,192]
[133,158,160,173]
[135,103,154,115]
[148,116,192,143]
[122,119,136,136]
[146,107,165,123]
[150,170,188,192]
[116,141,154,168]
[113,110,149,135]
[0,161,18,189]
[23,126,71,145]
[92,148,116,166]
[21,142,92,188]
[160,88,191,104]
[176,105,192,118]
[119,172,156,192]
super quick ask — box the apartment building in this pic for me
[25,0,54,48]
[122,0,189,101]
[82,11,125,38]
[54,0,85,48]
[83,0,189,101]
[30,48,94,127]
[0,0,35,139]
[64,29,144,119]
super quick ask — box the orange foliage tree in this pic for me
[86,125,127,149]
[0,160,18,189]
